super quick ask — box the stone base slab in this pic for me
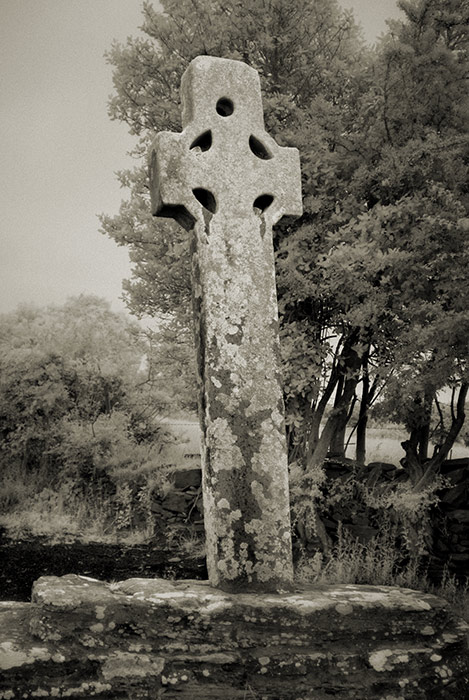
[0,575,468,699]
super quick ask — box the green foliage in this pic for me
[296,521,469,624]
[290,455,448,571]
[295,521,423,589]
[142,316,198,414]
[277,0,469,469]
[0,296,177,540]
[0,458,159,542]
[289,461,328,548]
[293,460,445,590]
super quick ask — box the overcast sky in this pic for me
[0,0,404,317]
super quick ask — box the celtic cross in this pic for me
[149,56,302,592]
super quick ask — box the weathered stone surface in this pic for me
[1,575,468,699]
[149,56,302,592]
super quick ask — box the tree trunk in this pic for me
[402,382,468,491]
[330,394,357,459]
[402,388,434,481]
[305,350,342,462]
[307,332,363,469]
[415,382,468,490]
[329,374,345,458]
[417,387,433,461]
[356,349,371,465]
[329,421,347,458]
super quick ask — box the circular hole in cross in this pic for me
[253,194,274,214]
[190,130,212,152]
[193,188,217,214]
[216,98,234,117]
[249,135,272,160]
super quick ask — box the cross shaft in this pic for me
[150,56,302,592]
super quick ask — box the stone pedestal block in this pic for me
[1,575,468,699]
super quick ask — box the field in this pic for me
[345,425,468,463]
[166,420,468,465]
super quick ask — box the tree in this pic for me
[142,316,198,415]
[352,0,469,477]
[101,0,469,479]
[277,0,469,471]
[0,296,170,480]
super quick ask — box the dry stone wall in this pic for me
[154,459,469,582]
[1,574,468,699]
[152,466,204,533]
[434,459,469,579]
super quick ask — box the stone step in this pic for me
[1,575,468,698]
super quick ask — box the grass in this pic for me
[0,510,156,545]
[296,523,420,588]
[295,523,469,621]
[345,425,467,463]
[0,460,157,544]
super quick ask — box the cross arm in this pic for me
[254,132,302,225]
[149,131,197,231]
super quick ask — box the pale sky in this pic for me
[0,0,404,317]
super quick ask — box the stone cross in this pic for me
[149,56,302,592]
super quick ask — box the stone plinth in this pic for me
[1,575,468,699]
